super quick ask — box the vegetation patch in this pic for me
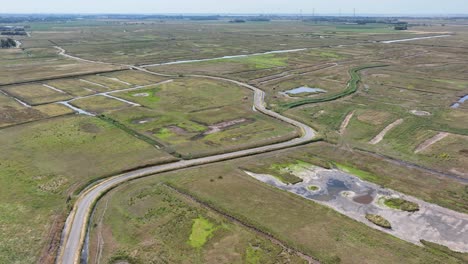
[334,163,379,182]
[188,216,217,249]
[384,198,419,212]
[365,214,392,229]
[308,185,319,191]
[269,160,310,184]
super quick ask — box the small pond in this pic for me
[451,94,468,108]
[282,87,327,95]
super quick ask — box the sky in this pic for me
[1,0,467,15]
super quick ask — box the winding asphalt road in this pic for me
[55,49,316,264]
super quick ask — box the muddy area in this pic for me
[245,164,468,252]
[203,118,250,135]
[353,192,374,204]
[168,125,190,135]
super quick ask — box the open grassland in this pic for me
[102,70,168,86]
[0,115,175,264]
[90,143,467,264]
[26,20,413,65]
[71,95,134,114]
[108,77,298,158]
[0,47,120,85]
[44,78,106,96]
[88,182,306,264]
[0,93,74,128]
[2,83,72,105]
[1,19,467,263]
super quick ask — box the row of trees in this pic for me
[0,38,16,48]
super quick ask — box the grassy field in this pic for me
[89,143,468,264]
[2,83,73,105]
[0,93,74,128]
[1,18,467,263]
[0,115,175,264]
[107,77,299,158]
[72,95,133,114]
[89,182,306,264]
[0,47,120,85]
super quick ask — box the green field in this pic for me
[0,115,175,263]
[1,17,467,264]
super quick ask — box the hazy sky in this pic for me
[1,0,467,15]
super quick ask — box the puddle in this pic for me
[132,92,149,97]
[282,87,327,95]
[312,179,349,201]
[451,94,468,108]
[353,191,374,204]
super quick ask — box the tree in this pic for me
[0,38,16,48]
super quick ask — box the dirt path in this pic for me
[369,119,403,145]
[415,132,450,153]
[339,111,355,134]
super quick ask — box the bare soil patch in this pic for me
[410,110,431,116]
[415,132,450,153]
[369,119,404,145]
[339,111,355,134]
[203,118,250,135]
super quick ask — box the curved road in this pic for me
[55,50,316,264]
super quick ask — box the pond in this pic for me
[451,94,468,108]
[282,86,327,95]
